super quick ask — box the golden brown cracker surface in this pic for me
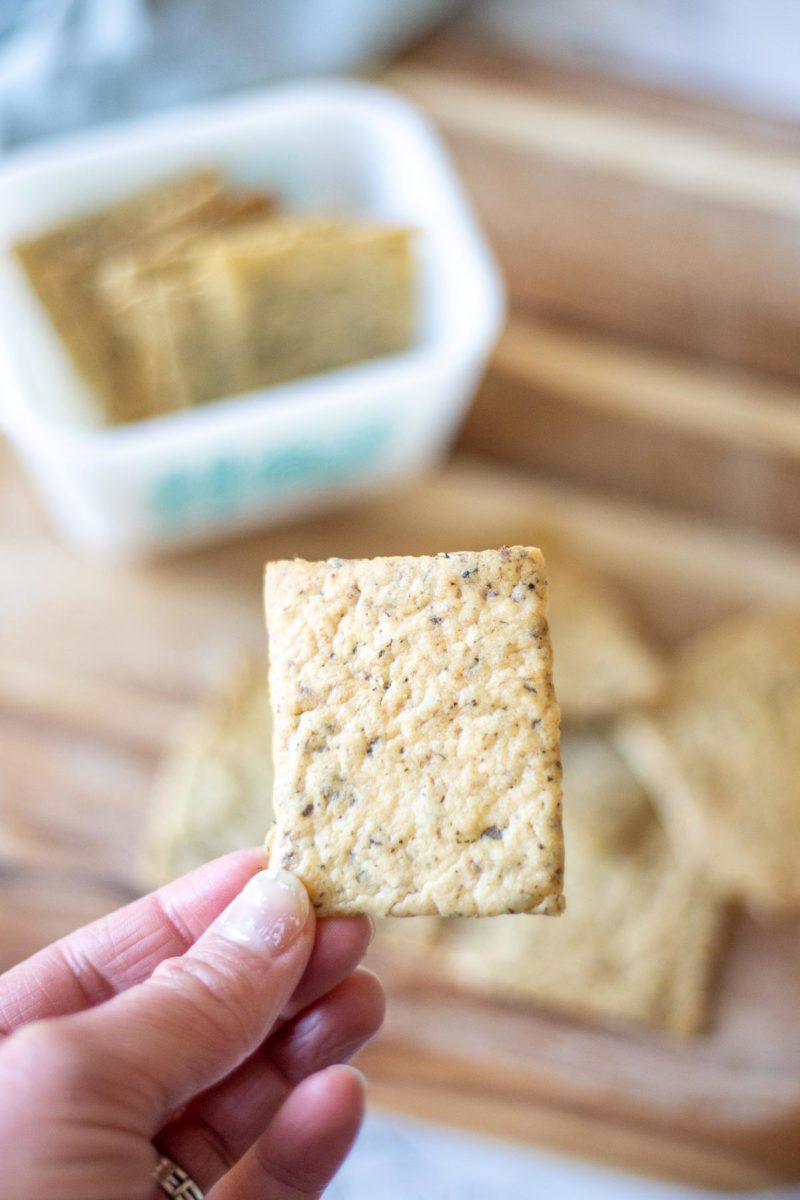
[14,171,274,423]
[265,548,564,917]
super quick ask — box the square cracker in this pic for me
[440,732,726,1035]
[559,732,651,856]
[105,262,244,417]
[265,547,564,917]
[212,218,415,392]
[613,609,800,912]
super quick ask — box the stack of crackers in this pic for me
[15,171,415,424]
[144,541,800,1038]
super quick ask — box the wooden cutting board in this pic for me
[1,445,799,1190]
[390,31,800,538]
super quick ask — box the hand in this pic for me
[0,849,384,1200]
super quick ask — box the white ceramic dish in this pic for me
[0,80,504,558]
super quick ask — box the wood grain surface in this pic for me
[463,318,800,537]
[2,444,800,1190]
[393,41,800,379]
[389,30,800,536]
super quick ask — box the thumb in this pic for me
[53,868,315,1128]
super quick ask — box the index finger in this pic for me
[0,848,264,1035]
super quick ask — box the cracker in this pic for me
[142,659,273,887]
[98,217,412,413]
[14,172,274,423]
[108,264,243,416]
[213,219,415,391]
[15,170,228,273]
[265,548,564,918]
[614,609,800,912]
[440,732,726,1034]
[14,172,229,419]
[546,548,664,721]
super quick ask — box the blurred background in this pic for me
[2,2,800,1197]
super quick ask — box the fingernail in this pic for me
[349,1065,367,1090]
[215,869,310,955]
[328,1064,367,1096]
[366,916,376,945]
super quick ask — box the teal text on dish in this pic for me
[151,420,392,529]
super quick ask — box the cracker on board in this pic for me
[614,609,800,913]
[558,731,651,856]
[545,548,664,722]
[439,731,726,1035]
[264,547,564,918]
[142,659,273,887]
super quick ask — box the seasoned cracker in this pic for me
[440,732,726,1034]
[142,660,273,886]
[546,549,663,721]
[615,609,800,912]
[265,548,564,918]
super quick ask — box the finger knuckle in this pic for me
[6,1019,89,1094]
[151,951,258,1052]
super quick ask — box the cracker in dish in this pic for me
[15,171,273,423]
[105,259,244,416]
[215,219,415,392]
[98,217,413,415]
[264,547,564,918]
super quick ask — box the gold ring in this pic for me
[152,1154,205,1199]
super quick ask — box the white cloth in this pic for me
[0,0,466,150]
[330,1113,800,1200]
